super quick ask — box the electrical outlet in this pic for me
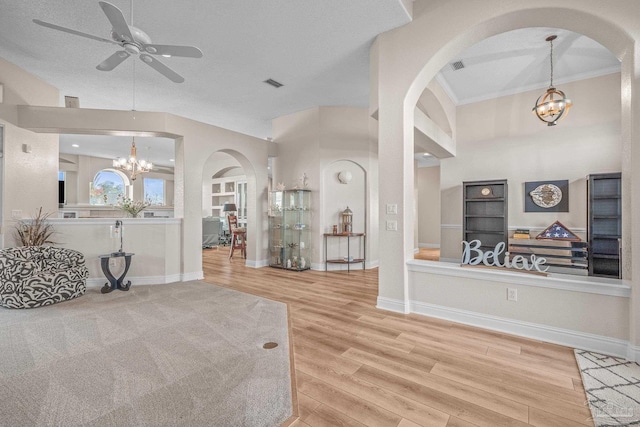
[386,220,397,231]
[507,288,518,301]
[11,210,22,220]
[109,259,117,268]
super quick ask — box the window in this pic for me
[144,178,165,205]
[90,169,127,205]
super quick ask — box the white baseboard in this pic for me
[626,345,640,362]
[409,300,629,359]
[419,243,440,249]
[376,296,409,314]
[376,296,629,358]
[246,259,269,268]
[182,271,204,281]
[439,257,460,263]
[86,273,183,288]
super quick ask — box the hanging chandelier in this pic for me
[533,35,573,126]
[113,137,152,180]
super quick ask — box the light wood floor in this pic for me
[203,249,593,427]
[414,248,440,261]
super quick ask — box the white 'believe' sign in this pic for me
[462,240,549,273]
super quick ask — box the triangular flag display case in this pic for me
[535,220,582,242]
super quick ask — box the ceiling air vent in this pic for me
[450,60,465,71]
[264,78,283,88]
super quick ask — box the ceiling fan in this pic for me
[33,1,202,83]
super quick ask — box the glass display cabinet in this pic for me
[269,189,311,271]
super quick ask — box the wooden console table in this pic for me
[324,232,366,272]
[99,252,135,294]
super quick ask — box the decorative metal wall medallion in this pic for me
[529,183,562,208]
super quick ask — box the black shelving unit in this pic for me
[588,173,622,278]
[462,179,508,262]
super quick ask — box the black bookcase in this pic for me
[588,173,622,278]
[462,179,508,262]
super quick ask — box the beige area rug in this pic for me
[0,281,292,426]
[575,349,640,426]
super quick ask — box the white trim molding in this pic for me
[626,345,640,362]
[419,243,440,249]
[246,259,269,268]
[182,271,204,282]
[376,296,409,314]
[410,300,630,359]
[407,260,630,297]
[377,296,630,359]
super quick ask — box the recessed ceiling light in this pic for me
[169,158,175,162]
[71,144,79,148]
[162,54,171,58]
[422,152,432,157]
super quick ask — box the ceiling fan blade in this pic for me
[96,51,130,71]
[143,44,203,58]
[99,1,134,42]
[139,54,184,83]
[33,19,117,45]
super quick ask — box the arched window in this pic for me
[90,169,130,205]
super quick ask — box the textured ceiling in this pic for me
[0,0,411,139]
[436,27,620,105]
[0,3,621,169]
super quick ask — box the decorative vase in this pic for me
[300,257,306,269]
[286,259,292,269]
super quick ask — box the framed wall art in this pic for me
[524,180,569,212]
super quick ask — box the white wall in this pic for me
[273,107,378,269]
[372,0,640,356]
[52,218,181,284]
[440,73,621,260]
[0,56,59,247]
[417,165,440,247]
[16,88,271,276]
[322,160,366,270]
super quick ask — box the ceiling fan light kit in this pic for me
[33,1,203,83]
[533,35,573,126]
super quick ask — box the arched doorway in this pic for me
[374,3,639,356]
[201,149,260,265]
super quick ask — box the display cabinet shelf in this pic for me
[588,172,622,278]
[269,190,311,271]
[463,179,508,262]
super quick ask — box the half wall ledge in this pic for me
[407,259,630,297]
[378,259,632,359]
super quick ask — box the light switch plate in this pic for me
[386,203,398,215]
[11,210,22,220]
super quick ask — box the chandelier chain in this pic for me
[549,38,554,88]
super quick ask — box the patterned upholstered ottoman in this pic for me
[0,246,88,309]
